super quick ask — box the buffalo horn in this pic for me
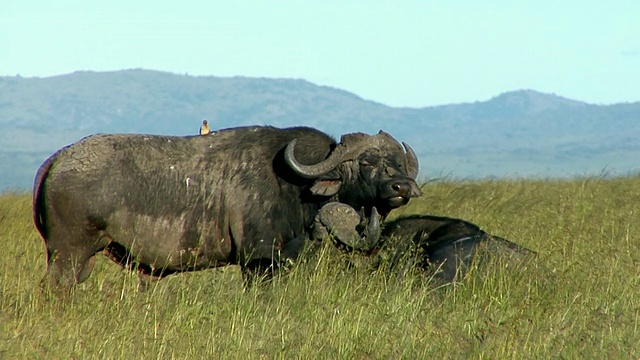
[403,142,420,179]
[364,206,381,250]
[284,139,347,179]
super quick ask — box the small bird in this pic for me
[199,119,211,135]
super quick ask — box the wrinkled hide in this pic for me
[33,125,421,293]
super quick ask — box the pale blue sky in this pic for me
[2,1,639,107]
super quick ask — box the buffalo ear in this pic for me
[310,178,343,196]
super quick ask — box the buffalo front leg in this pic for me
[240,258,278,288]
[137,272,161,292]
[280,235,316,270]
[239,236,310,288]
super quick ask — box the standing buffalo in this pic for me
[33,126,421,293]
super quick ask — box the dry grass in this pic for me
[1,176,639,358]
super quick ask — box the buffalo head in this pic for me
[285,130,422,217]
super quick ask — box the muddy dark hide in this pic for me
[382,215,536,284]
[33,126,422,294]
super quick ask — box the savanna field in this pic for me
[1,176,639,358]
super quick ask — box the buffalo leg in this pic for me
[239,235,316,288]
[137,272,160,292]
[240,258,278,288]
[76,255,97,283]
[41,226,108,294]
[280,235,314,269]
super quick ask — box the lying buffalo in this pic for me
[33,126,422,293]
[381,215,536,283]
[312,203,535,284]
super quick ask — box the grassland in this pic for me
[1,176,639,359]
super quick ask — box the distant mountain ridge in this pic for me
[1,69,639,191]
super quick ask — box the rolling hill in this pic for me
[1,69,639,191]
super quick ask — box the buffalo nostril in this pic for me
[389,181,410,197]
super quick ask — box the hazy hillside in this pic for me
[1,69,639,191]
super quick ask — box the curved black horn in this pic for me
[403,142,420,179]
[284,139,347,179]
[364,206,381,250]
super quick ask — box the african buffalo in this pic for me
[312,203,535,284]
[33,125,421,293]
[381,215,536,283]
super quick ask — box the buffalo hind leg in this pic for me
[41,249,96,295]
[41,230,107,295]
[76,255,97,283]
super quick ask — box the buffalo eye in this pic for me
[359,160,373,168]
[359,154,380,169]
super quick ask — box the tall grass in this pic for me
[1,176,639,358]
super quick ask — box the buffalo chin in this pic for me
[385,196,409,209]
